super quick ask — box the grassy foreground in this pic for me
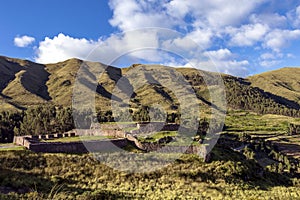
[1,147,300,199]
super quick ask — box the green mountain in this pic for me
[0,55,299,117]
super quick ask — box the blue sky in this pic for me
[1,0,300,77]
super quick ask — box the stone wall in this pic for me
[29,139,128,153]
[162,124,180,131]
[131,122,179,135]
[13,136,25,146]
[13,136,38,147]
[75,129,127,138]
[14,133,128,153]
[99,123,137,130]
[86,122,179,136]
[12,123,187,154]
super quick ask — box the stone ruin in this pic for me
[13,131,128,153]
[13,122,206,155]
[130,122,179,135]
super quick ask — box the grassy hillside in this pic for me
[0,56,48,110]
[0,55,299,117]
[248,67,300,105]
[179,68,300,116]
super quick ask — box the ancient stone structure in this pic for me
[13,133,127,153]
[12,122,204,154]
[131,122,179,135]
[29,139,128,153]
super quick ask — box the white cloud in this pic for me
[33,1,300,77]
[260,53,275,60]
[108,0,266,41]
[258,52,283,68]
[185,28,213,49]
[294,6,300,27]
[35,33,98,63]
[215,60,249,77]
[107,0,300,54]
[34,31,249,77]
[227,23,269,46]
[264,29,300,52]
[287,5,300,27]
[165,0,190,19]
[259,59,281,68]
[161,28,213,51]
[250,13,287,28]
[196,0,264,28]
[199,48,250,76]
[165,0,264,29]
[35,31,178,64]
[108,0,179,31]
[163,57,249,77]
[14,35,35,47]
[182,58,249,77]
[203,48,232,60]
[287,53,295,58]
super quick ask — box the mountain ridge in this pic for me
[0,55,299,117]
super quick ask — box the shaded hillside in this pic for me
[0,55,299,117]
[45,58,83,106]
[0,56,49,110]
[223,75,300,115]
[177,68,300,116]
[248,67,300,105]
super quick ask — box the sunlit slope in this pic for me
[248,67,300,105]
